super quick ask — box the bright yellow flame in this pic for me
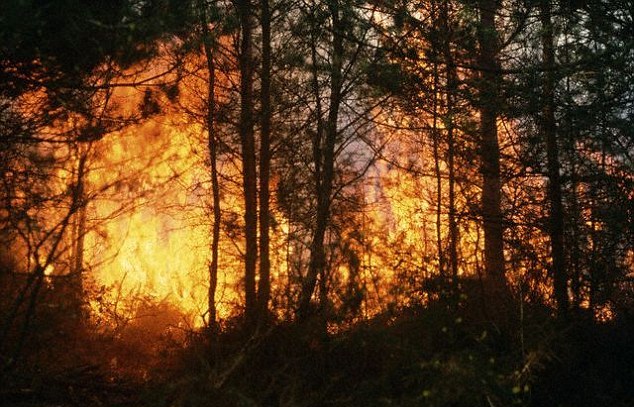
[85,119,212,325]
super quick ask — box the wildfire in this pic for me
[17,46,603,332]
[83,120,207,326]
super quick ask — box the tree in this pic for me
[475,0,507,299]
[297,0,346,321]
[199,0,223,327]
[236,0,258,325]
[258,0,273,322]
[539,0,569,315]
[0,0,195,368]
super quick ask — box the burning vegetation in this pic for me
[1,0,633,406]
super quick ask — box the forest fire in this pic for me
[1,1,633,406]
[86,121,212,326]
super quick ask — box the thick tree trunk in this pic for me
[200,1,220,327]
[477,0,507,299]
[257,0,272,322]
[238,0,258,325]
[540,0,569,315]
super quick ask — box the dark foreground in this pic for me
[2,305,634,407]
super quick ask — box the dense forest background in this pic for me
[1,0,633,406]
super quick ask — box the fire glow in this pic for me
[85,120,214,325]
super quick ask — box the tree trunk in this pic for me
[238,0,258,325]
[200,1,221,327]
[69,145,88,318]
[297,14,323,320]
[298,0,344,321]
[540,0,569,315]
[476,0,507,300]
[257,0,272,322]
[440,1,460,290]
[430,3,444,278]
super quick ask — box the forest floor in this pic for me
[2,302,634,406]
[1,366,144,406]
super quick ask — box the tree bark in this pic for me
[68,145,89,317]
[257,0,272,322]
[430,3,444,278]
[540,0,569,315]
[237,0,258,325]
[476,0,507,298]
[200,0,221,327]
[298,0,344,321]
[440,2,460,290]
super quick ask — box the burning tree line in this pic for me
[1,0,633,372]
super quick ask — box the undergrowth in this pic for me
[143,299,634,407]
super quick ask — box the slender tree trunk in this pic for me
[561,29,582,310]
[70,184,86,316]
[476,0,507,298]
[430,6,445,277]
[68,145,88,318]
[440,2,460,289]
[447,126,459,286]
[569,158,582,308]
[432,110,444,280]
[200,1,221,327]
[540,0,569,315]
[257,0,272,322]
[298,15,323,320]
[298,0,344,321]
[71,203,86,281]
[238,0,258,325]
